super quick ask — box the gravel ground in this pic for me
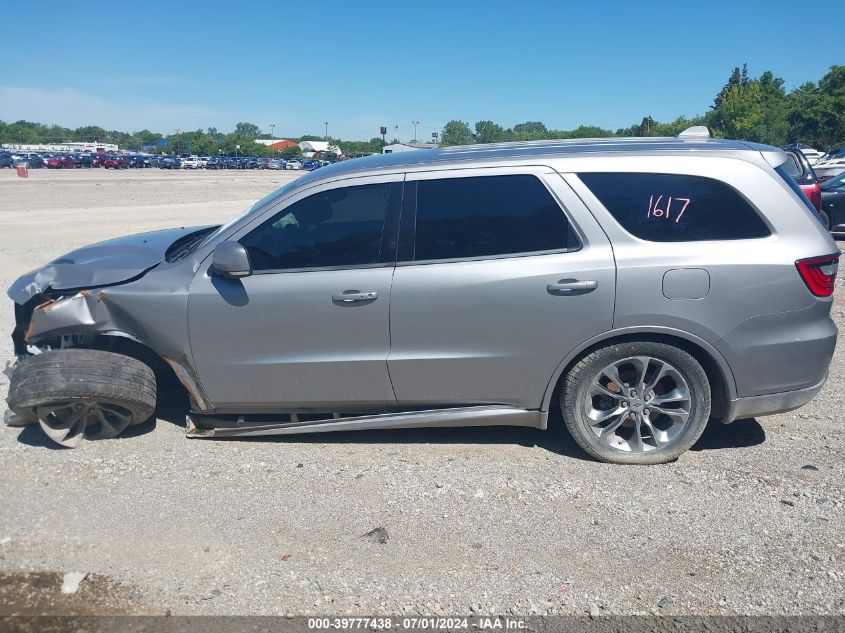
[0,167,843,616]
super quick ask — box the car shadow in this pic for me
[691,417,765,451]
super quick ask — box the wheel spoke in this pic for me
[641,416,667,447]
[601,364,625,390]
[630,356,651,390]
[36,403,88,448]
[598,412,628,439]
[93,407,118,438]
[650,405,689,421]
[649,388,689,407]
[631,415,645,452]
[644,362,668,393]
[587,403,629,426]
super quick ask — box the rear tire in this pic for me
[560,341,710,464]
[7,349,156,448]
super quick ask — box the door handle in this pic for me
[547,280,598,294]
[332,290,379,303]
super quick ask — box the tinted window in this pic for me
[579,172,770,242]
[241,183,391,271]
[775,165,822,219]
[413,175,577,261]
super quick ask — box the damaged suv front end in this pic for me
[7,225,218,444]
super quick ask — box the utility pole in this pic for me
[412,121,420,142]
[175,129,181,155]
[270,123,276,138]
[394,125,399,143]
[324,122,328,140]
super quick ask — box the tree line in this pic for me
[441,65,844,150]
[1,65,842,153]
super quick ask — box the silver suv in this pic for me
[5,127,839,463]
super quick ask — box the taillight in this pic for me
[809,183,822,211]
[796,254,839,297]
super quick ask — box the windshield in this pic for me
[822,171,845,190]
[199,179,301,246]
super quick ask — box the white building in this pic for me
[298,140,342,157]
[1,141,118,153]
[382,142,439,154]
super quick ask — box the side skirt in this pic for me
[186,406,547,439]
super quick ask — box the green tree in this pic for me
[440,120,474,146]
[512,121,547,139]
[474,120,510,144]
[234,122,261,138]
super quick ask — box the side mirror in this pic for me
[212,241,252,278]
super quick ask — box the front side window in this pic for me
[412,174,577,261]
[240,183,392,271]
[578,172,771,242]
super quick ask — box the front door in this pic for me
[188,175,403,412]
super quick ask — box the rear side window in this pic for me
[578,172,770,242]
[413,175,577,261]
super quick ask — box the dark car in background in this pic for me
[74,154,93,168]
[161,156,181,169]
[14,154,46,168]
[821,171,845,234]
[0,153,13,168]
[782,146,822,215]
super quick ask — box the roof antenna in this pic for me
[678,126,711,139]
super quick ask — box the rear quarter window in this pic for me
[578,172,771,242]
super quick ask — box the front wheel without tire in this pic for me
[7,349,156,448]
[561,341,711,464]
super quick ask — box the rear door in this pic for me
[387,167,616,410]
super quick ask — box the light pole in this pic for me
[393,125,399,143]
[270,123,276,138]
[324,122,328,140]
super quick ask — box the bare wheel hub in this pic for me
[34,399,137,448]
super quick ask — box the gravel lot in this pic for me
[0,168,843,616]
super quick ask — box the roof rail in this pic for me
[677,126,711,139]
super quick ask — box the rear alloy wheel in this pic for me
[7,349,156,448]
[561,342,710,464]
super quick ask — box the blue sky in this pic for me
[0,0,840,141]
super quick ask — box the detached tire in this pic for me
[7,349,156,448]
[561,341,710,465]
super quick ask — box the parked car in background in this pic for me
[267,159,285,170]
[782,147,822,212]
[813,154,845,183]
[75,154,93,168]
[161,156,182,169]
[181,156,201,169]
[104,156,128,169]
[821,171,845,234]
[5,128,838,464]
[784,144,825,165]
[14,154,46,168]
[46,156,72,169]
[285,159,303,170]
[0,153,13,168]
[91,154,109,168]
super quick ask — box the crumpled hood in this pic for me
[8,225,214,305]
